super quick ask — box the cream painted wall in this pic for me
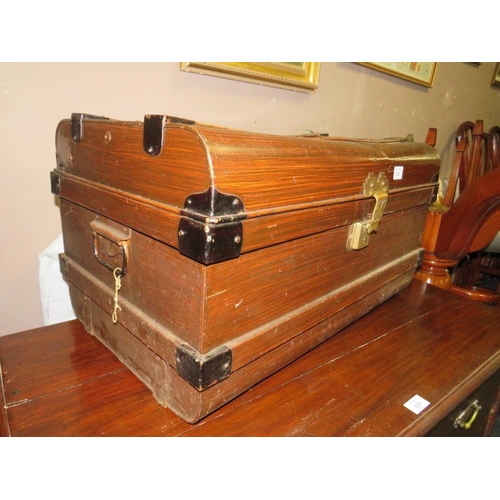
[1,62,500,336]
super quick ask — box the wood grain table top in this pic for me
[2,280,500,437]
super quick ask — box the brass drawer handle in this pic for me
[453,400,482,429]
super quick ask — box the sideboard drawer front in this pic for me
[427,370,500,437]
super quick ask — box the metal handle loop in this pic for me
[454,400,482,429]
[92,231,129,277]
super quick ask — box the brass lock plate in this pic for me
[347,172,389,251]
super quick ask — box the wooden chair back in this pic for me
[486,125,500,173]
[415,121,500,303]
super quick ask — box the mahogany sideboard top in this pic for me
[1,280,500,437]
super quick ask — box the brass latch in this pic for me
[347,172,389,250]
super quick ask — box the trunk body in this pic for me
[52,114,440,423]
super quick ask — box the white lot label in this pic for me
[404,395,430,415]
[393,166,404,180]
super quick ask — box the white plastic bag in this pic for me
[38,234,76,326]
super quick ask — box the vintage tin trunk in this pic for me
[51,113,440,423]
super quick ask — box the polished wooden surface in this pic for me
[2,280,500,437]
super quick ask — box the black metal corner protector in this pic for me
[71,113,110,143]
[178,187,246,265]
[143,114,196,156]
[50,170,61,196]
[176,344,232,391]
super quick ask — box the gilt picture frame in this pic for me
[491,63,500,88]
[359,62,437,87]
[180,62,321,93]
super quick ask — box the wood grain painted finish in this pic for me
[56,117,440,215]
[53,115,441,422]
[60,199,428,354]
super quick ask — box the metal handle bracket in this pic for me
[90,219,131,277]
